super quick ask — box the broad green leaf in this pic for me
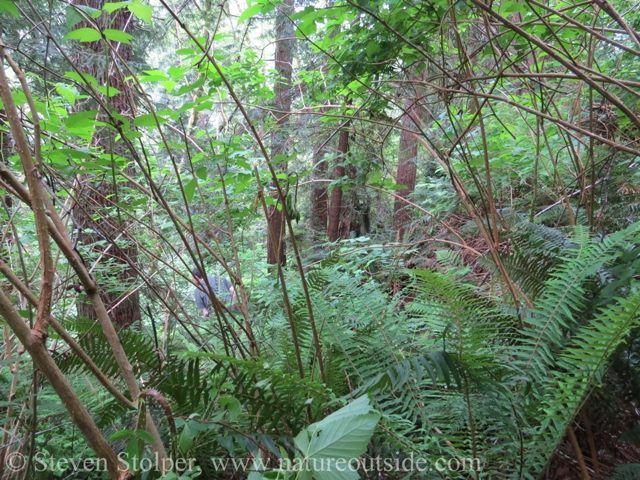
[66,4,102,29]
[366,41,380,57]
[65,111,97,129]
[65,6,83,29]
[64,27,102,42]
[55,85,77,105]
[65,71,98,86]
[134,430,156,444]
[178,422,195,453]
[102,1,130,14]
[95,85,121,97]
[311,395,374,429]
[293,396,380,480]
[184,178,196,201]
[125,438,140,468]
[128,2,152,24]
[162,80,176,91]
[109,429,134,441]
[0,0,19,17]
[218,395,242,422]
[103,29,133,44]
[133,114,158,127]
[297,17,317,36]
[238,4,263,23]
[77,4,102,17]
[196,167,208,181]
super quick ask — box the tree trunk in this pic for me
[266,0,294,265]
[73,0,140,328]
[393,101,420,241]
[311,130,328,232]
[0,110,11,212]
[327,130,349,242]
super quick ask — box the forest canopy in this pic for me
[2,0,640,478]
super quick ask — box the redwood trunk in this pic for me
[73,0,140,328]
[327,130,349,242]
[311,131,328,232]
[393,103,419,241]
[266,0,294,265]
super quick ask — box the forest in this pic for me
[1,0,640,478]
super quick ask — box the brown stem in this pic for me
[0,258,135,409]
[0,45,53,336]
[0,289,132,480]
[567,423,591,480]
[581,409,600,475]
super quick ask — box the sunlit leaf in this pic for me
[64,27,102,42]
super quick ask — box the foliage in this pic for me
[2,0,640,478]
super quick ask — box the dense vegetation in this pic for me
[1,0,640,478]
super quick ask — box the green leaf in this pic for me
[55,85,77,105]
[103,29,133,44]
[66,111,97,129]
[196,167,208,181]
[219,395,242,422]
[133,114,158,127]
[297,17,317,36]
[95,85,121,97]
[312,395,374,427]
[65,6,83,29]
[66,5,102,29]
[178,422,195,453]
[125,438,140,468]
[0,0,19,17]
[134,429,156,444]
[366,41,380,57]
[65,71,98,86]
[64,27,102,42]
[184,178,196,202]
[238,3,263,23]
[109,429,134,441]
[293,396,380,480]
[103,1,130,14]
[128,2,152,24]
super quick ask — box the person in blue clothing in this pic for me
[192,267,238,316]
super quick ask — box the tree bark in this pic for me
[72,0,140,328]
[327,130,349,242]
[311,130,329,232]
[393,101,420,241]
[266,0,294,265]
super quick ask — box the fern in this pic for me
[518,223,640,382]
[526,290,640,468]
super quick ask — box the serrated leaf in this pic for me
[55,85,77,105]
[66,111,97,129]
[133,113,157,127]
[109,429,134,441]
[103,28,133,44]
[65,6,83,30]
[64,27,102,42]
[65,71,98,86]
[134,429,156,444]
[297,17,316,36]
[103,1,130,14]
[128,3,152,24]
[95,85,121,97]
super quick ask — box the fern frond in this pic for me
[526,289,640,467]
[519,222,640,381]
